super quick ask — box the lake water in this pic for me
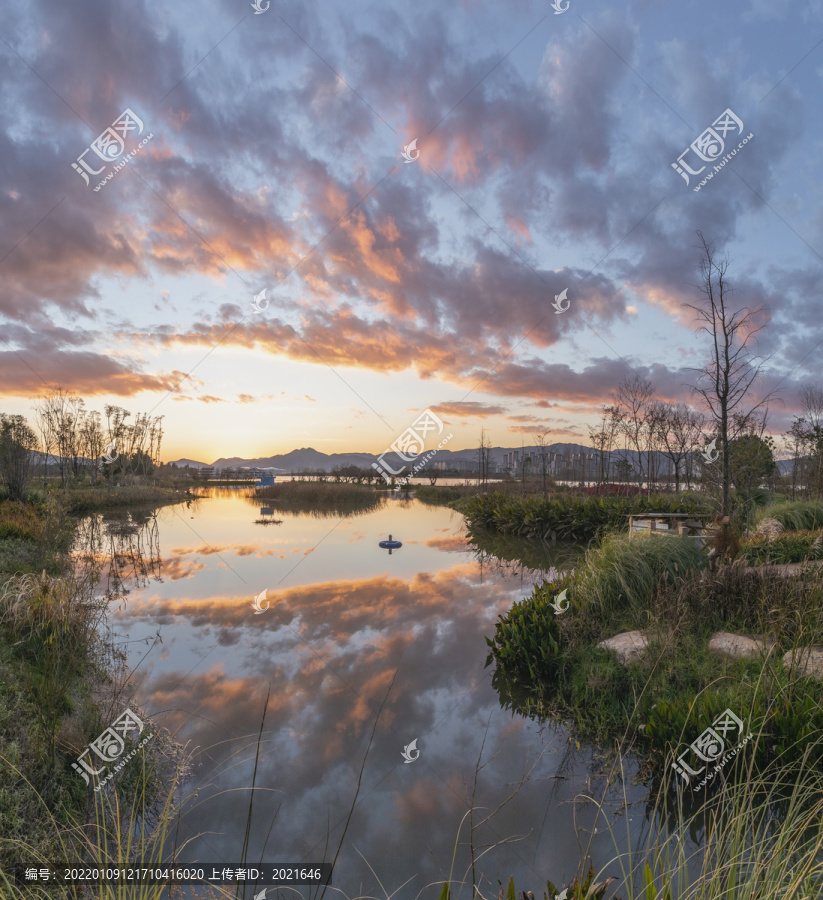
[77,489,652,896]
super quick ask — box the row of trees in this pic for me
[786,386,823,498]
[0,388,165,500]
[582,382,778,497]
[488,234,820,514]
[32,389,164,486]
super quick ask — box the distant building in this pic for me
[503,450,521,472]
[431,459,473,473]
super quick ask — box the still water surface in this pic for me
[77,489,652,895]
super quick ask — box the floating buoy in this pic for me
[379,533,403,550]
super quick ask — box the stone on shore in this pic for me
[596,630,649,665]
[754,517,783,537]
[783,647,823,681]
[708,631,765,659]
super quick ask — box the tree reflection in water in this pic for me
[73,505,164,601]
[466,525,583,586]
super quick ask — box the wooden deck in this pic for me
[627,513,713,543]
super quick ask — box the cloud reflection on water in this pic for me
[102,499,639,892]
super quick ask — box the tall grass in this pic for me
[753,499,823,532]
[568,533,708,615]
[487,540,823,753]
[477,733,823,899]
[0,672,394,900]
[0,497,75,576]
[0,570,108,792]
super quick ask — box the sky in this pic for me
[1,0,822,462]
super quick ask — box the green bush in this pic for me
[739,529,823,564]
[485,591,566,687]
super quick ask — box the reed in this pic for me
[569,533,708,615]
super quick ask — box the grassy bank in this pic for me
[486,532,823,782]
[458,491,711,543]
[253,479,384,515]
[0,498,75,576]
[0,486,185,888]
[0,569,179,884]
[414,483,482,505]
[50,483,187,516]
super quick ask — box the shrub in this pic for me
[485,591,566,688]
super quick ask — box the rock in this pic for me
[754,517,784,537]
[708,631,765,659]
[783,647,823,681]
[596,630,649,665]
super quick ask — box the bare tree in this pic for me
[33,396,57,482]
[798,386,823,497]
[34,388,82,486]
[654,401,704,492]
[78,410,106,485]
[476,429,492,489]
[685,233,772,516]
[533,432,553,499]
[786,416,807,500]
[645,401,669,492]
[588,406,620,486]
[612,375,654,496]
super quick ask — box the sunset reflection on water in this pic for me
[76,490,642,894]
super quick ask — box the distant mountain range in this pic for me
[167,444,590,472]
[166,444,797,475]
